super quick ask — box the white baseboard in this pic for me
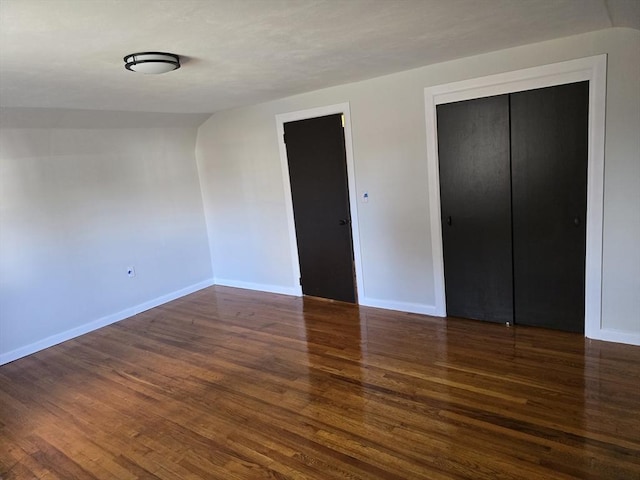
[587,328,640,347]
[213,281,441,318]
[0,278,215,366]
[359,297,440,317]
[211,281,440,319]
[214,277,302,297]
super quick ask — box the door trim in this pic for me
[276,103,364,301]
[424,55,607,340]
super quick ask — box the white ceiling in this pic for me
[0,0,638,114]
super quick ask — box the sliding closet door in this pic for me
[510,82,589,333]
[437,96,514,323]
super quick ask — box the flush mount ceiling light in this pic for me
[123,52,180,74]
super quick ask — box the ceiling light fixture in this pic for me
[123,52,180,74]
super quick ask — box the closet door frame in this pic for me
[424,55,607,341]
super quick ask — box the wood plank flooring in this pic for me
[1,286,639,479]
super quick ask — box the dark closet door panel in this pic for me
[437,95,514,322]
[510,82,588,333]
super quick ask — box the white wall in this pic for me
[196,27,640,342]
[0,109,213,363]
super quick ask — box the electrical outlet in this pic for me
[127,266,136,278]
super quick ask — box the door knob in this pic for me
[339,219,349,226]
[574,217,580,226]
[446,216,452,226]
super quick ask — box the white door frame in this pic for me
[276,103,365,301]
[424,55,607,340]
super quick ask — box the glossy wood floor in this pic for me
[1,286,639,479]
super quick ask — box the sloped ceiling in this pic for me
[0,0,638,114]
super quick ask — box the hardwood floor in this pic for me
[1,286,639,479]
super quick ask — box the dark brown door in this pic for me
[510,82,588,333]
[437,95,514,322]
[284,114,356,303]
[436,82,588,333]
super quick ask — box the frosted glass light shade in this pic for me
[124,52,180,74]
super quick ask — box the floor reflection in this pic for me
[301,297,366,424]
